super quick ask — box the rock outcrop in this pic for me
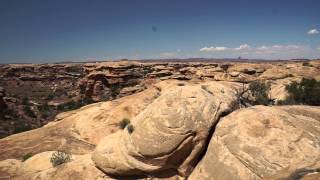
[92,81,239,177]
[1,60,319,138]
[189,105,320,180]
[0,60,319,179]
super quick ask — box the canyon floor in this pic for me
[0,60,319,180]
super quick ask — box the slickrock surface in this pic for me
[0,60,319,180]
[0,85,160,161]
[189,105,320,180]
[0,60,319,138]
[92,81,239,177]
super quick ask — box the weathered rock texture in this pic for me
[0,60,319,180]
[92,81,239,177]
[189,105,320,180]
[0,85,160,161]
[1,60,319,138]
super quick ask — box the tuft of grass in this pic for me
[119,118,130,129]
[201,85,213,95]
[127,124,134,134]
[22,153,33,162]
[50,151,71,167]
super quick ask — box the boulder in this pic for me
[229,71,240,77]
[189,105,320,180]
[92,82,240,177]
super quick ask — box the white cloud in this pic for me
[257,46,268,50]
[199,44,320,59]
[235,44,251,50]
[307,29,319,35]
[256,45,304,51]
[272,45,283,48]
[200,46,228,52]
[200,44,250,52]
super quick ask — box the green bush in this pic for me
[249,81,270,105]
[119,118,130,129]
[50,151,71,167]
[281,78,320,105]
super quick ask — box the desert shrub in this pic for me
[57,100,81,111]
[127,124,134,134]
[177,82,185,86]
[220,64,231,72]
[119,118,130,129]
[47,94,54,100]
[249,80,270,105]
[22,97,29,105]
[23,105,36,118]
[38,103,51,118]
[81,97,94,105]
[57,98,94,112]
[50,151,71,167]
[281,78,320,105]
[13,122,32,133]
[110,84,120,98]
[22,153,33,162]
[302,62,313,67]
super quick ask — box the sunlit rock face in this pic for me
[189,105,320,180]
[92,82,239,177]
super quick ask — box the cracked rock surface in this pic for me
[92,81,239,177]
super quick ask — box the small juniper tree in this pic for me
[249,80,271,105]
[220,64,231,73]
[281,78,320,105]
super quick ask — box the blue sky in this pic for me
[0,0,320,63]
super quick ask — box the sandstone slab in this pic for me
[189,105,320,180]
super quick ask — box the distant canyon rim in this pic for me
[0,59,319,180]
